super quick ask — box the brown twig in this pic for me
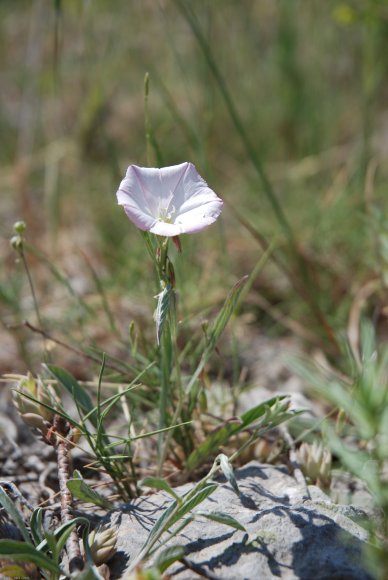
[53,415,84,573]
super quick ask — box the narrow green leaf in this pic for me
[141,230,157,262]
[172,483,218,526]
[30,508,44,545]
[0,540,62,574]
[36,516,90,553]
[42,530,58,562]
[81,522,94,566]
[139,482,217,561]
[44,364,97,427]
[186,276,248,394]
[67,474,113,509]
[0,487,31,544]
[141,477,181,503]
[195,510,246,532]
[159,515,194,544]
[153,545,185,573]
[83,363,153,427]
[141,500,178,553]
[49,522,82,563]
[186,396,291,470]
[206,275,248,352]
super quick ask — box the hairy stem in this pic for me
[54,415,84,573]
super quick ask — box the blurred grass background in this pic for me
[0,0,387,373]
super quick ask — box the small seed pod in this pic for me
[20,413,47,431]
[88,525,117,566]
[10,235,23,251]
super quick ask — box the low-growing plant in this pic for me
[0,483,111,579]
[3,158,299,576]
[291,320,388,579]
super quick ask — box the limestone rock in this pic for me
[104,462,374,580]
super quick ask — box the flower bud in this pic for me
[172,235,182,253]
[10,235,23,251]
[13,374,59,426]
[13,220,26,234]
[88,525,117,566]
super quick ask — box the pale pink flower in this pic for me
[116,162,223,236]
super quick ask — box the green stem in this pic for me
[19,247,50,360]
[155,237,174,472]
[157,322,172,472]
[158,291,185,468]
[20,248,43,331]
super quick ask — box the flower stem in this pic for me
[19,248,49,359]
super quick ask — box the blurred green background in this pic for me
[0,0,387,372]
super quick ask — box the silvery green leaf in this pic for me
[195,510,246,532]
[218,454,240,497]
[141,477,181,503]
[153,545,185,573]
[154,284,172,344]
[67,472,113,510]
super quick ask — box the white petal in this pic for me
[126,163,189,215]
[122,204,157,231]
[149,221,183,236]
[172,163,215,210]
[116,162,223,235]
[174,198,223,233]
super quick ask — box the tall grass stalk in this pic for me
[174,0,339,349]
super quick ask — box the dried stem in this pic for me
[17,320,130,376]
[53,415,84,573]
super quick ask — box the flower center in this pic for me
[158,192,176,223]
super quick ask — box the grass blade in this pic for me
[30,508,44,546]
[186,275,248,394]
[44,364,97,427]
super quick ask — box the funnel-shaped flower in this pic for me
[116,162,223,236]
